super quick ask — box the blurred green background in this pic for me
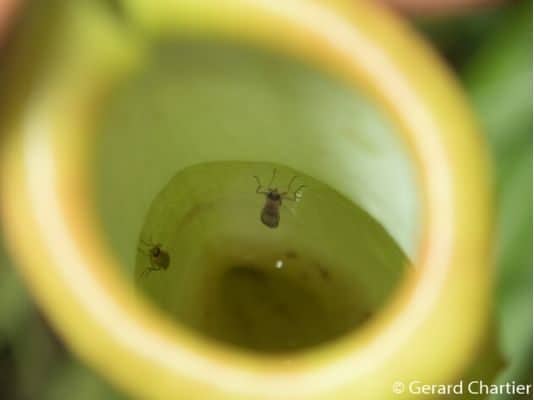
[0,1,531,399]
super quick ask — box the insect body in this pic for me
[138,239,170,277]
[254,169,306,228]
[261,191,282,228]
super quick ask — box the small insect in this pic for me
[254,168,306,228]
[138,238,170,277]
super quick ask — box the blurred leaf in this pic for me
[0,244,31,343]
[463,1,532,156]
[0,237,126,399]
[458,320,507,399]
[45,362,127,400]
[415,7,505,70]
[462,0,532,396]
[11,312,63,399]
[488,146,533,400]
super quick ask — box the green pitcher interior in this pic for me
[92,40,420,353]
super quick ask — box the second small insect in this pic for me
[254,169,306,228]
[138,238,170,278]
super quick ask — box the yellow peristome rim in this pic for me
[1,1,493,399]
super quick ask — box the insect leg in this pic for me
[283,175,298,195]
[254,176,268,194]
[137,246,148,255]
[140,238,154,248]
[140,261,159,279]
[284,184,307,201]
[282,203,296,216]
[139,268,149,279]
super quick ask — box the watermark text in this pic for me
[392,380,531,396]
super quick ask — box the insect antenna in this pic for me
[253,175,264,193]
[268,168,277,189]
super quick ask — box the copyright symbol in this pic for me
[392,381,405,394]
